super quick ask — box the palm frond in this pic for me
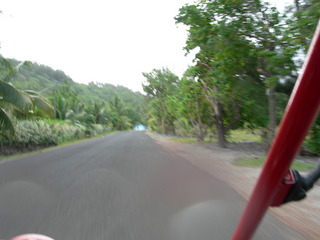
[0,107,15,137]
[24,90,54,117]
[66,109,75,119]
[0,56,14,82]
[0,80,32,110]
[32,97,55,117]
[0,58,31,83]
[23,90,38,98]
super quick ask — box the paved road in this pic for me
[0,132,311,239]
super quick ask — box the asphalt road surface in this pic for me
[0,132,311,239]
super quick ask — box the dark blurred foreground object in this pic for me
[271,163,320,206]
[10,234,54,240]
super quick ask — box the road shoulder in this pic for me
[147,132,320,239]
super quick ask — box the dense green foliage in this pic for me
[142,68,180,134]
[174,0,300,147]
[0,57,54,137]
[143,0,320,154]
[0,119,110,155]
[1,58,147,130]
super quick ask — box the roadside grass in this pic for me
[0,131,118,161]
[168,136,218,143]
[234,156,316,172]
[227,129,262,143]
[57,131,119,147]
[169,129,260,144]
[168,137,198,143]
[234,156,266,168]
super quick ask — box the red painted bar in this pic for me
[232,21,320,240]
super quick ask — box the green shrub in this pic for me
[52,122,85,144]
[14,120,54,145]
[0,119,110,147]
[84,124,111,137]
[173,118,195,137]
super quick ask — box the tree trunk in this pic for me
[212,98,227,148]
[199,78,227,147]
[214,113,227,148]
[160,99,167,135]
[161,118,166,135]
[197,114,204,142]
[204,91,227,148]
[266,88,277,149]
[294,0,300,11]
[196,99,205,142]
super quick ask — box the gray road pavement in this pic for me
[0,132,311,239]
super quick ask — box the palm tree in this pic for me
[65,100,89,123]
[0,78,32,137]
[0,56,54,137]
[23,90,54,118]
[87,102,108,124]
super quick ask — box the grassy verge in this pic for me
[168,136,218,143]
[169,129,260,144]
[0,131,117,161]
[234,156,315,172]
[57,131,118,147]
[168,137,198,143]
[227,129,261,143]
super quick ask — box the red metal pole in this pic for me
[232,21,320,240]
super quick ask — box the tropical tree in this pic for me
[175,2,254,147]
[286,0,320,53]
[21,90,54,118]
[106,95,132,130]
[286,0,320,154]
[142,68,180,134]
[175,0,297,147]
[177,70,212,141]
[0,57,53,137]
[65,100,87,123]
[86,102,108,124]
[0,79,31,136]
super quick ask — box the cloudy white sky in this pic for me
[0,0,292,93]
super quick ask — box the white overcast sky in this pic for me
[0,0,292,93]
